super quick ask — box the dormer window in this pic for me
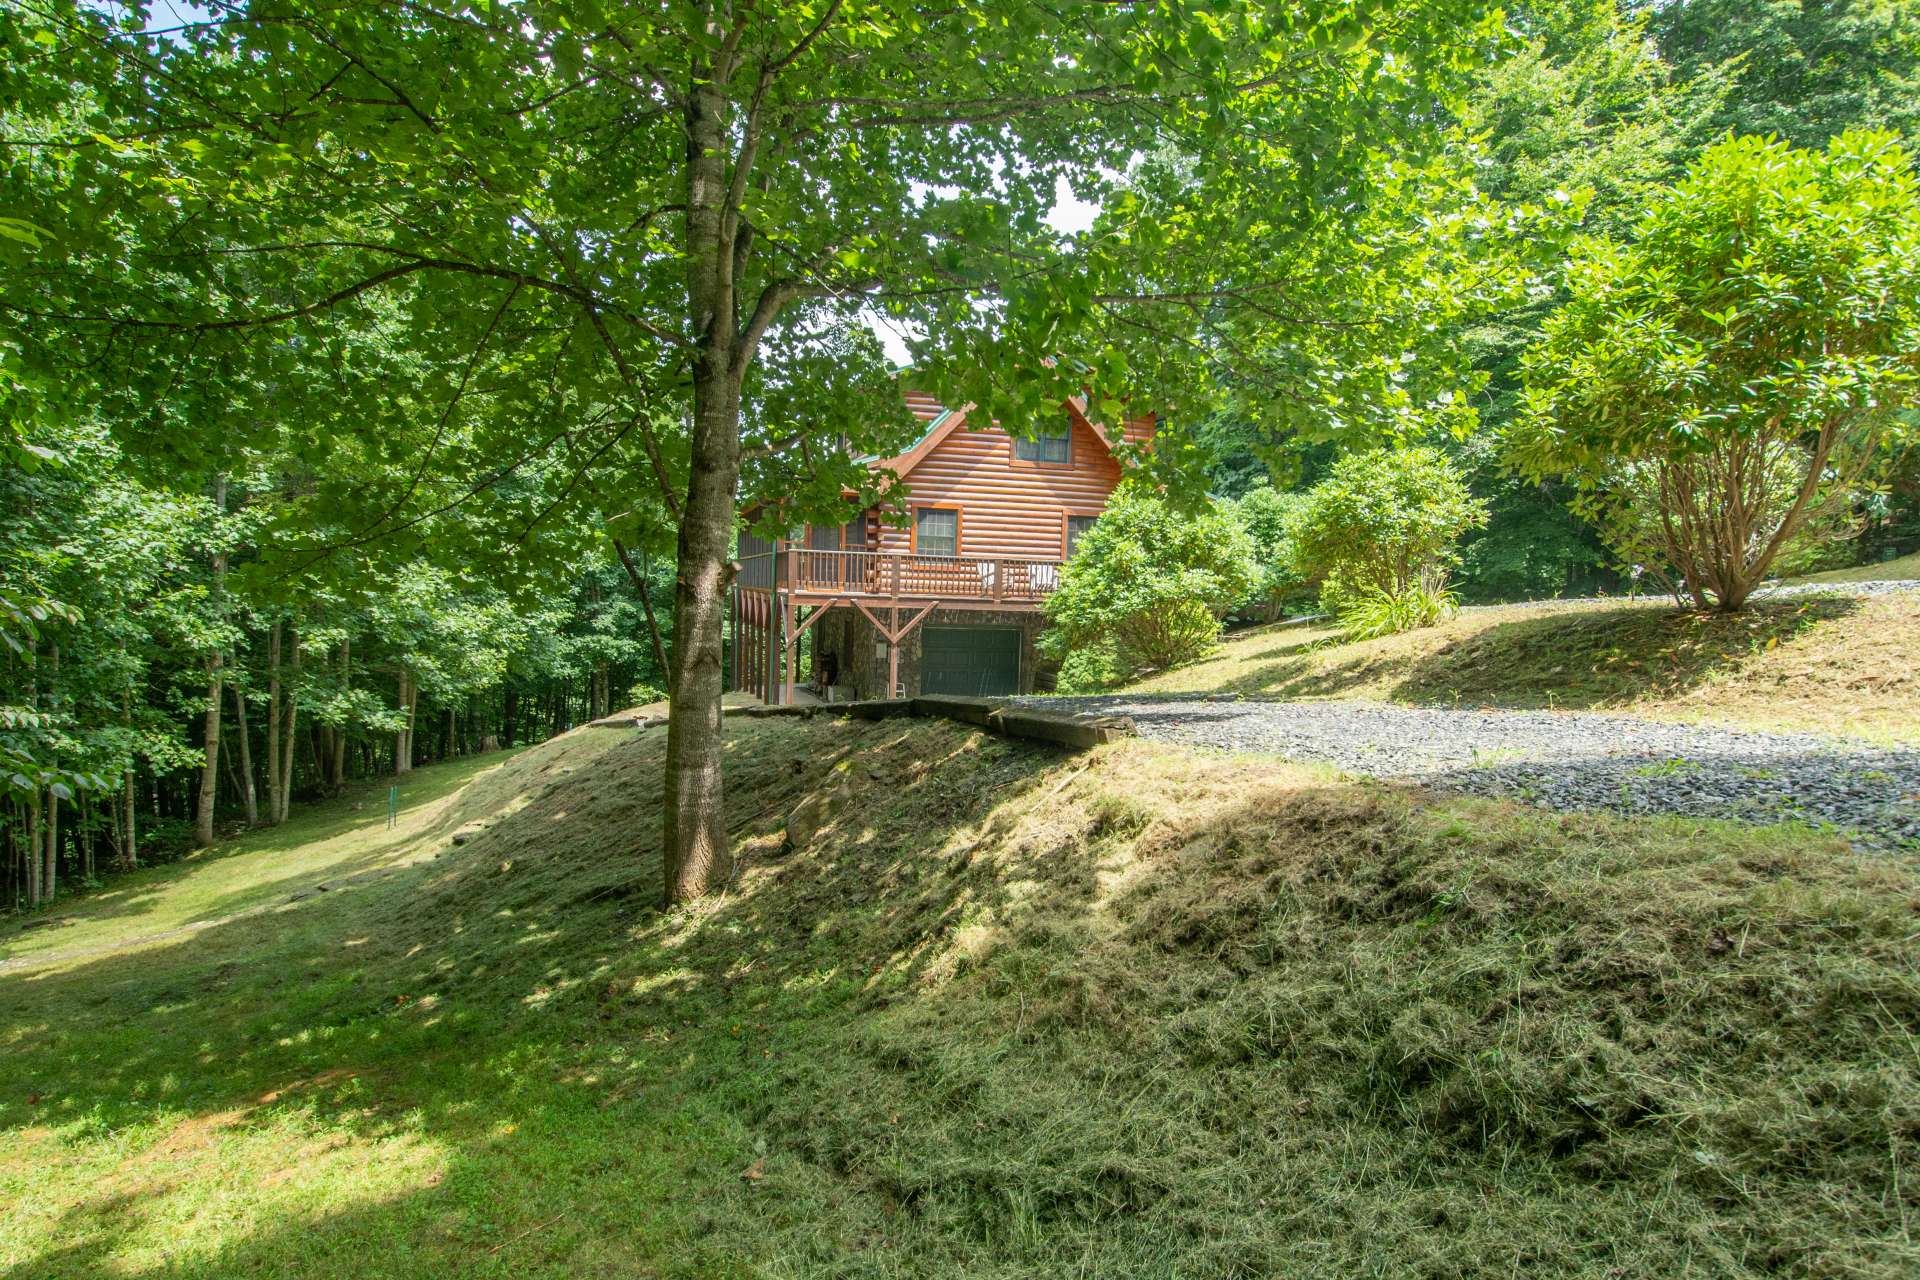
[1013,423,1071,464]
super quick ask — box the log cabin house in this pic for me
[734,391,1154,703]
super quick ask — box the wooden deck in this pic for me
[737,549,1061,605]
[733,549,1063,704]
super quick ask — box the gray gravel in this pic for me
[1019,696,1920,850]
[1755,578,1919,598]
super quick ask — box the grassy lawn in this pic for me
[1792,548,1920,584]
[1112,590,1920,743]
[4,716,1917,1277]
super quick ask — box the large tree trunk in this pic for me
[232,679,258,826]
[662,372,743,906]
[659,35,770,905]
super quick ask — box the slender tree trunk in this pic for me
[120,763,137,871]
[329,638,350,794]
[195,476,230,847]
[195,648,224,847]
[232,679,258,826]
[266,622,283,824]
[614,538,672,681]
[43,644,59,901]
[277,629,300,822]
[24,650,40,905]
[116,635,138,868]
[43,790,57,903]
[395,667,415,774]
[25,790,42,908]
[7,799,19,909]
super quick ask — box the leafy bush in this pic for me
[1053,641,1124,694]
[1226,485,1308,621]
[1285,446,1488,634]
[1514,131,1920,611]
[626,681,667,709]
[1041,486,1258,680]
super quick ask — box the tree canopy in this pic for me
[1513,130,1920,611]
[4,0,1520,903]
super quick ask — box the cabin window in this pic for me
[1014,425,1071,464]
[915,506,960,557]
[1064,514,1099,557]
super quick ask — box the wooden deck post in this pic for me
[759,592,773,704]
[746,592,758,702]
[756,593,767,702]
[781,596,797,705]
[887,604,899,697]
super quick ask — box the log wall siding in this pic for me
[869,414,1147,561]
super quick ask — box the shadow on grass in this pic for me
[0,718,1093,1276]
[0,754,519,962]
[3,715,1916,1277]
[1387,596,1861,711]
[1146,597,1864,711]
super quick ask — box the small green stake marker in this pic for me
[388,784,398,829]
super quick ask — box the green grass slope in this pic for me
[1115,590,1920,743]
[3,717,1917,1278]
[1791,548,1920,584]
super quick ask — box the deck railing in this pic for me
[739,549,1062,602]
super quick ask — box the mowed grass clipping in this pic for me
[1115,589,1920,743]
[3,715,1917,1278]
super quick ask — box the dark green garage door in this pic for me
[920,626,1022,697]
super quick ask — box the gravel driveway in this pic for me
[1020,696,1920,850]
